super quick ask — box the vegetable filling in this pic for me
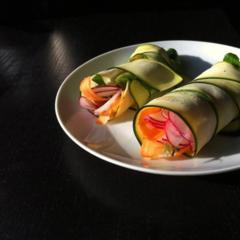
[79,77,124,124]
[138,108,195,159]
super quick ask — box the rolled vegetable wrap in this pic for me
[79,44,182,124]
[134,53,240,159]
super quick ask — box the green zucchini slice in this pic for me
[118,59,183,91]
[129,80,150,108]
[196,61,240,82]
[174,82,239,132]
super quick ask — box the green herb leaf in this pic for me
[166,48,181,72]
[223,53,240,68]
[92,74,105,85]
[115,72,135,88]
[167,48,178,60]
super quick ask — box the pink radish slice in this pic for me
[79,97,99,112]
[95,90,120,97]
[94,90,121,115]
[168,112,193,142]
[165,112,194,149]
[145,109,194,150]
[92,86,120,93]
[165,120,190,149]
[93,86,121,98]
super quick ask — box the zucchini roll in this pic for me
[79,44,182,124]
[134,53,240,159]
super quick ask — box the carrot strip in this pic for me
[80,77,107,103]
[174,146,191,157]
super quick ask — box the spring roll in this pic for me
[134,53,240,159]
[79,44,182,124]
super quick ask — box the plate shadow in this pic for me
[180,55,212,79]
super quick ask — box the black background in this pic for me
[1,1,240,240]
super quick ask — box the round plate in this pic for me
[55,40,240,176]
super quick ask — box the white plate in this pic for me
[55,40,240,176]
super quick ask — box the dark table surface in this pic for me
[1,9,240,240]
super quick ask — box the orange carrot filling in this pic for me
[138,108,195,159]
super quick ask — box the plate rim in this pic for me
[55,40,240,176]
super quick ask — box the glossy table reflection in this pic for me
[1,9,240,240]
